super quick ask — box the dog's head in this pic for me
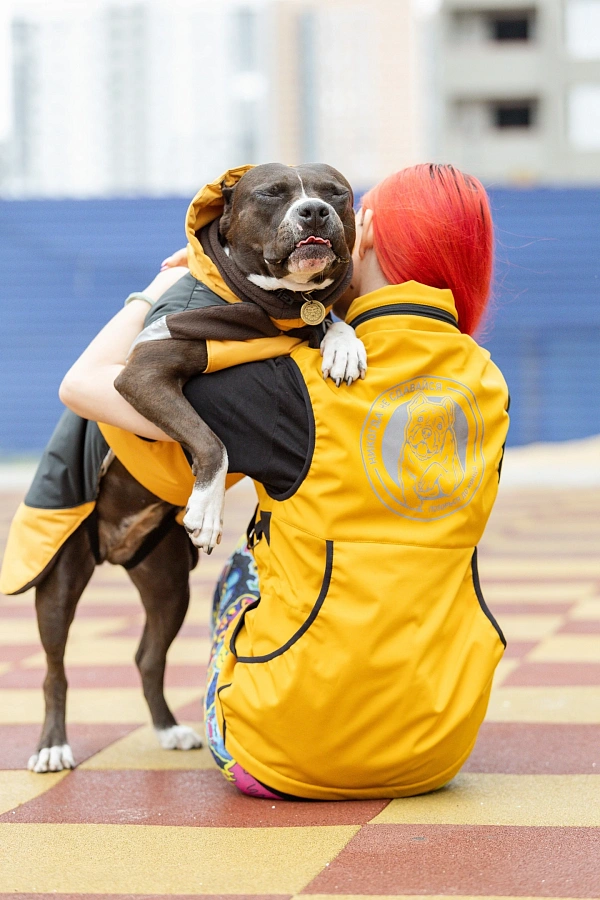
[218,163,355,292]
[405,393,455,460]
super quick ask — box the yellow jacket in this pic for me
[215,281,510,799]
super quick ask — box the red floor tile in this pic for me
[503,662,600,686]
[502,640,537,658]
[558,620,600,633]
[0,645,40,663]
[304,823,600,896]
[490,603,574,616]
[463,723,600,774]
[0,724,139,770]
[0,664,205,689]
[174,699,204,719]
[0,769,390,827]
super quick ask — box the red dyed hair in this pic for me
[361,164,493,335]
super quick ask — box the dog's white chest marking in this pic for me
[156,724,203,750]
[320,320,368,386]
[248,273,334,291]
[28,744,75,773]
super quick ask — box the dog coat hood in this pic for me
[213,281,510,800]
[185,165,254,303]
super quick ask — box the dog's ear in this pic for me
[407,391,428,414]
[219,183,236,237]
[441,397,455,425]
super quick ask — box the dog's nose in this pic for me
[296,200,330,230]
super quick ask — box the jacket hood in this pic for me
[185,164,254,303]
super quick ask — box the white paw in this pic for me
[156,724,203,750]
[28,744,75,773]
[182,456,228,553]
[321,320,367,386]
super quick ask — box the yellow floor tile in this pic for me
[487,686,600,723]
[370,773,600,827]
[0,688,202,723]
[498,615,563,641]
[528,634,600,662]
[0,823,358,894]
[0,771,67,816]
[23,636,210,668]
[81,722,216,770]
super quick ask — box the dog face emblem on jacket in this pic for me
[398,392,465,509]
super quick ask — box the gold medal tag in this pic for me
[300,299,326,326]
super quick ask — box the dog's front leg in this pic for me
[115,340,226,552]
[321,321,367,386]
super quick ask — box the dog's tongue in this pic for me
[289,235,334,273]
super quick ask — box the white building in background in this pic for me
[434,0,600,183]
[0,0,424,197]
[2,0,273,197]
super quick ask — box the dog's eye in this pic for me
[255,186,286,200]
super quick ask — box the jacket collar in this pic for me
[346,282,459,330]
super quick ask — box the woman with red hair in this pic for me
[61,163,509,799]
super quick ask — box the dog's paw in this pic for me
[28,744,75,773]
[321,321,367,386]
[156,725,203,750]
[183,464,227,553]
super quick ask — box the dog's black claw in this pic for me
[335,377,342,388]
[206,547,213,555]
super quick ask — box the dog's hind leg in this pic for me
[127,522,203,750]
[29,524,96,772]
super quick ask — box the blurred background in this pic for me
[0,0,599,454]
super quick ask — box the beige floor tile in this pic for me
[0,688,201,723]
[371,773,600,827]
[487,686,600,723]
[528,635,600,663]
[23,636,210,668]
[0,617,129,645]
[498,615,563,641]
[568,599,600,620]
[479,583,597,602]
[0,823,358,894]
[81,722,215,770]
[0,770,67,815]
[479,560,600,578]
[491,659,519,685]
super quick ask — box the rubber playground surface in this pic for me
[0,470,599,898]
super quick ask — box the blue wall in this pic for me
[0,189,598,453]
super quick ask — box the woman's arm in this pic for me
[59,267,188,439]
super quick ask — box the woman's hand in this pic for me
[160,247,189,270]
[59,266,189,439]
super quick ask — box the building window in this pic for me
[493,101,536,128]
[491,15,531,41]
[568,84,600,149]
[566,0,600,59]
[451,9,536,44]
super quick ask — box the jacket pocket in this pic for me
[230,540,333,663]
[471,547,506,647]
